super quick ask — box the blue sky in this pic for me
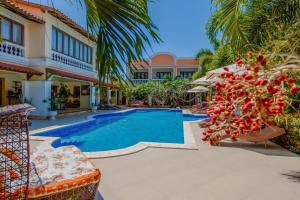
[30,0,213,58]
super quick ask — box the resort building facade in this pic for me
[0,1,119,117]
[129,53,199,84]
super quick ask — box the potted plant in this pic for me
[49,97,58,120]
[91,103,98,113]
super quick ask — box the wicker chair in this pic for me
[0,104,101,200]
[0,104,35,199]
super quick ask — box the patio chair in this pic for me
[0,104,101,200]
[220,126,286,148]
[130,100,145,107]
[0,104,35,199]
[191,102,207,114]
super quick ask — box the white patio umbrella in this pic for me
[191,76,221,85]
[206,64,246,78]
[187,85,210,93]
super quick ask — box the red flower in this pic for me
[257,55,264,62]
[245,74,253,80]
[290,84,299,94]
[223,66,229,72]
[286,78,294,84]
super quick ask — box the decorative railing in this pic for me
[131,78,168,84]
[51,51,93,72]
[131,79,149,84]
[0,41,25,57]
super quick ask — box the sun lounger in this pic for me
[220,126,285,147]
[191,102,207,114]
[130,100,145,107]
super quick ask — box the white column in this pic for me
[107,87,111,105]
[24,80,52,117]
[148,95,152,107]
[90,86,96,107]
[96,88,100,105]
[22,81,29,103]
[118,91,123,105]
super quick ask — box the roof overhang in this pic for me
[0,61,43,76]
[46,68,98,83]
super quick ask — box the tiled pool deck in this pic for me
[29,110,300,200]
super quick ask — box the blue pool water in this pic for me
[34,109,207,152]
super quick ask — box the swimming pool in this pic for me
[34,109,207,152]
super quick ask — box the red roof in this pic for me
[0,61,43,75]
[2,1,45,24]
[8,0,96,41]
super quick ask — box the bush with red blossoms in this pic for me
[202,54,299,145]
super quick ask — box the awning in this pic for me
[46,68,98,83]
[187,85,210,93]
[0,61,43,76]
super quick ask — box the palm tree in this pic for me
[193,45,234,80]
[193,48,214,80]
[77,0,161,85]
[207,0,300,53]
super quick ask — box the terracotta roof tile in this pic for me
[7,0,96,41]
[2,0,45,23]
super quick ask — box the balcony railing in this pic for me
[0,41,25,57]
[131,78,169,84]
[131,79,149,84]
[51,51,93,72]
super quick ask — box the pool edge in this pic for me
[30,108,205,158]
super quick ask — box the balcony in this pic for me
[0,41,25,57]
[131,79,149,84]
[51,51,94,72]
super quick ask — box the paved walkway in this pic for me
[30,112,300,200]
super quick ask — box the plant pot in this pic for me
[92,106,98,113]
[49,110,58,120]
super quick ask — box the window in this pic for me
[51,27,57,50]
[1,19,11,41]
[180,72,194,79]
[75,40,80,59]
[80,43,84,61]
[156,72,171,79]
[0,17,24,45]
[83,45,87,62]
[87,47,93,64]
[89,47,93,64]
[69,37,74,57]
[63,34,69,55]
[51,26,93,64]
[134,72,148,79]
[12,24,22,44]
[57,31,63,52]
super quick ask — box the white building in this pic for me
[0,0,118,117]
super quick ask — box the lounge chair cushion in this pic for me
[28,146,100,197]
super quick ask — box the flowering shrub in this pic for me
[202,53,299,145]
